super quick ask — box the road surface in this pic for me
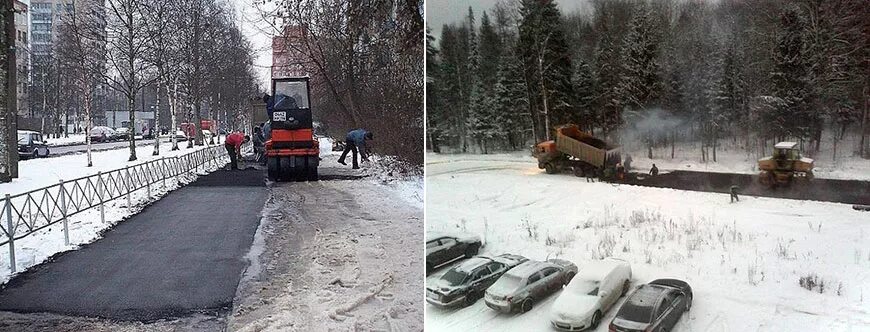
[0,168,266,323]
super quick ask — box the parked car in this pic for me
[90,126,116,142]
[426,254,528,308]
[426,233,482,273]
[609,279,693,332]
[171,130,189,141]
[17,130,50,159]
[114,127,131,140]
[484,259,578,313]
[550,258,632,331]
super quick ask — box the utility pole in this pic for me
[1,0,19,182]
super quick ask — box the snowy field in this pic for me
[0,144,224,283]
[425,153,870,332]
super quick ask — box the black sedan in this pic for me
[426,233,482,274]
[609,279,693,332]
[426,254,528,308]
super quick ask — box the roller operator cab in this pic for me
[266,77,320,181]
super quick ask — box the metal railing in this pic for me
[1,145,231,273]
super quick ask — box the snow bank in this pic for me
[425,153,870,331]
[1,143,209,196]
[45,134,86,147]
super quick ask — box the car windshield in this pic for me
[17,133,27,143]
[273,81,309,109]
[489,274,524,294]
[567,279,600,296]
[441,269,469,286]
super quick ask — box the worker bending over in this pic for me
[338,129,373,169]
[225,131,250,170]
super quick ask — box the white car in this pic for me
[550,258,632,331]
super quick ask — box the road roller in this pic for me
[265,77,319,181]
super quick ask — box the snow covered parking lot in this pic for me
[425,153,870,332]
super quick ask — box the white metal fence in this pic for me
[1,145,231,273]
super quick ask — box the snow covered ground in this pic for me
[1,143,209,196]
[228,139,423,331]
[425,153,870,332]
[0,144,225,283]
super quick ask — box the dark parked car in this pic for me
[426,254,528,308]
[426,233,482,273]
[609,279,693,332]
[17,130,50,159]
[484,259,579,314]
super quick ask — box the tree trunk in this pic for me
[153,82,161,156]
[861,87,868,158]
[85,91,93,167]
[170,81,178,150]
[128,92,137,161]
[1,1,19,181]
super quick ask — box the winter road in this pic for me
[227,166,424,331]
[0,168,266,321]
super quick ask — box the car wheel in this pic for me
[464,291,479,307]
[31,150,38,159]
[520,298,534,313]
[544,162,558,174]
[591,310,602,328]
[465,245,479,258]
[563,271,576,286]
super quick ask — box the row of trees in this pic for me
[255,0,424,164]
[427,0,869,160]
[53,0,259,165]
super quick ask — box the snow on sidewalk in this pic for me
[0,144,226,284]
[1,143,210,196]
[425,153,870,332]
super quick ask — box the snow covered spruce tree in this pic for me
[493,51,529,150]
[518,0,574,142]
[768,6,814,143]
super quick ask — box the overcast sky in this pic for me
[426,0,591,38]
[231,0,276,91]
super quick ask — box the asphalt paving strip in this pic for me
[0,168,267,322]
[622,170,870,205]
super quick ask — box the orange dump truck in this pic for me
[533,125,621,177]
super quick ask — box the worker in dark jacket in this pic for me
[730,185,740,203]
[225,132,250,170]
[338,129,373,169]
[650,164,659,176]
[252,126,265,163]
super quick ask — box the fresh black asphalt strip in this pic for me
[0,168,266,321]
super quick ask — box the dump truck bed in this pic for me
[554,125,620,168]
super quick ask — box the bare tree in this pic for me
[102,0,159,161]
[56,1,107,167]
